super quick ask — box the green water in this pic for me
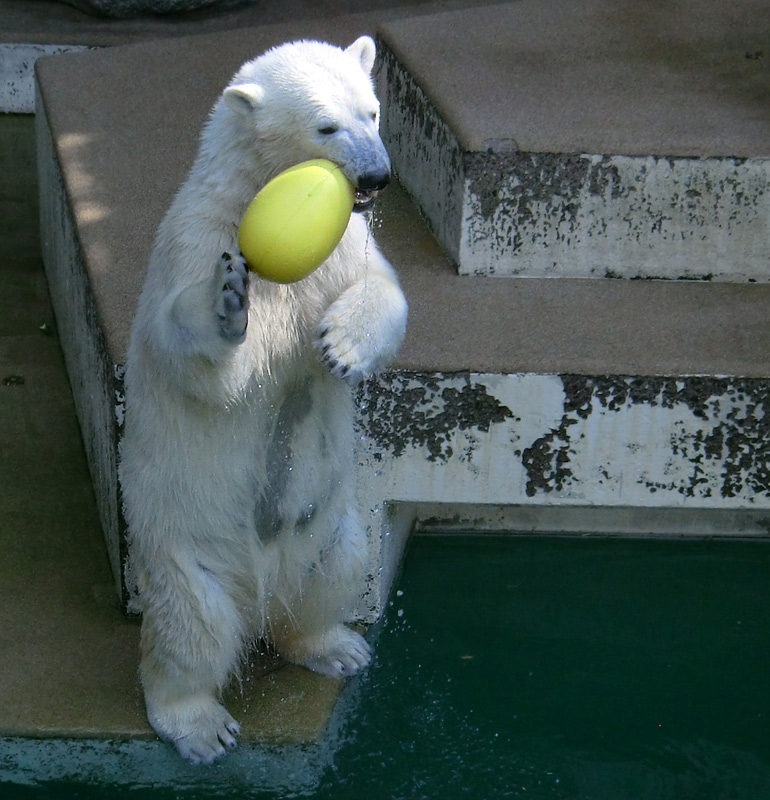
[4,535,770,798]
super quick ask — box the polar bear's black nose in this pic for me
[353,170,390,212]
[357,170,390,192]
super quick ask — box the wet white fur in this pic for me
[119,37,407,764]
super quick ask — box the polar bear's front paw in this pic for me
[215,252,249,343]
[283,625,372,678]
[314,286,406,385]
[315,322,384,386]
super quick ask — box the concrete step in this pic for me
[35,11,770,623]
[378,0,770,280]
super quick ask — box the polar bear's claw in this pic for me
[314,326,370,386]
[216,251,249,342]
[314,279,406,385]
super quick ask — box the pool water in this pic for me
[329,535,770,800]
[4,534,770,799]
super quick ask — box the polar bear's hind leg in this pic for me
[272,506,372,678]
[139,558,244,763]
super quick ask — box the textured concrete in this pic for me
[381,0,770,158]
[379,0,770,278]
[359,372,770,516]
[36,91,127,604]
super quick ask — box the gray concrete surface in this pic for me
[0,112,145,740]
[381,0,770,158]
[378,0,770,279]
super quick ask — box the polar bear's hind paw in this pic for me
[216,251,249,342]
[289,625,372,678]
[166,704,241,765]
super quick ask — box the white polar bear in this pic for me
[118,36,408,764]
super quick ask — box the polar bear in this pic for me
[118,36,408,764]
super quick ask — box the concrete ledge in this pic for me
[36,17,770,619]
[379,0,770,279]
[359,372,770,514]
[0,735,331,793]
[36,87,127,604]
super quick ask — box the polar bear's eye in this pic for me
[318,124,338,135]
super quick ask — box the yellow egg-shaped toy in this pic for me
[238,159,355,283]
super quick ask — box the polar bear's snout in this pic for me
[336,121,391,213]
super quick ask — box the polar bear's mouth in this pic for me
[353,188,379,212]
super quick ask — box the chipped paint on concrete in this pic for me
[377,38,464,264]
[537,375,770,501]
[356,372,770,513]
[380,45,770,281]
[358,372,517,462]
[461,154,770,280]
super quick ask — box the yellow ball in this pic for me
[238,159,355,283]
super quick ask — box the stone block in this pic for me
[379,0,770,280]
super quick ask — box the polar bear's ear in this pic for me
[223,83,265,116]
[346,36,376,75]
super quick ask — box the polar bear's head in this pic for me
[222,36,390,212]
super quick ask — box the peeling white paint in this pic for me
[357,372,770,511]
[381,44,770,282]
[354,371,770,618]
[460,154,770,280]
